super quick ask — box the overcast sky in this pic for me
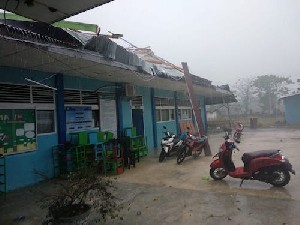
[69,0,300,86]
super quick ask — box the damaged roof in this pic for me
[0,0,114,24]
[0,20,236,104]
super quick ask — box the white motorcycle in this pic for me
[159,126,183,162]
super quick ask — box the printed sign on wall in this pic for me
[66,106,93,133]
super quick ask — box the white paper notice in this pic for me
[24,123,35,131]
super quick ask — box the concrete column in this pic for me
[150,88,157,148]
[174,91,180,135]
[116,85,123,138]
[55,73,66,145]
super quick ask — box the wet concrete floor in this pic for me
[0,128,300,225]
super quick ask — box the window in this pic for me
[156,109,161,121]
[179,108,192,120]
[161,109,169,121]
[155,97,175,122]
[132,96,143,109]
[37,110,55,134]
[170,109,175,120]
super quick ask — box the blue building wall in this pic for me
[1,66,210,191]
[284,95,300,125]
[156,121,177,148]
[121,100,133,130]
[0,67,115,191]
[0,66,55,86]
[198,96,207,132]
[153,89,177,146]
[5,134,57,190]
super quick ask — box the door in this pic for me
[132,109,144,136]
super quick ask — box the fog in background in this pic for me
[70,0,300,86]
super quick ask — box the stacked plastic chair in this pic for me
[105,138,124,175]
[69,132,88,171]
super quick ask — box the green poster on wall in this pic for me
[0,109,36,155]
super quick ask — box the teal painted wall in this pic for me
[0,66,55,86]
[284,95,300,125]
[64,75,112,91]
[154,89,174,98]
[5,134,57,191]
[198,96,207,130]
[156,121,177,148]
[153,89,177,147]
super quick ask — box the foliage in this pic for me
[40,168,122,224]
[252,75,293,114]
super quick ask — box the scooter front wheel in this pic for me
[159,150,166,162]
[210,167,228,180]
[177,148,186,164]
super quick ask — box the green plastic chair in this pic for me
[78,132,88,145]
[105,131,114,141]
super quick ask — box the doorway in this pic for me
[132,109,144,136]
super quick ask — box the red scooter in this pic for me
[210,133,295,187]
[177,134,207,164]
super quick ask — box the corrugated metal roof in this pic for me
[0,20,236,104]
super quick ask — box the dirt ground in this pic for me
[0,128,300,225]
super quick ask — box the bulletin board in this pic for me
[0,109,37,155]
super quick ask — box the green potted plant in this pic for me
[41,168,122,225]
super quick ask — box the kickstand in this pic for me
[240,178,245,187]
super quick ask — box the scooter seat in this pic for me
[242,149,280,171]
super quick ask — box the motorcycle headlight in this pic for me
[280,155,289,163]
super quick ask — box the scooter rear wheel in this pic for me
[269,168,290,187]
[210,167,228,180]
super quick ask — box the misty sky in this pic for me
[70,0,300,86]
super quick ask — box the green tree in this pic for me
[233,77,255,115]
[252,75,293,114]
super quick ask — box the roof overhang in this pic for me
[0,0,113,23]
[279,93,300,100]
[0,34,235,104]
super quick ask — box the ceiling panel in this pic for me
[0,0,114,23]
